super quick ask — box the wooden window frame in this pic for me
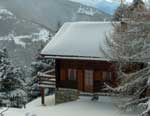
[103,71,112,81]
[85,70,93,86]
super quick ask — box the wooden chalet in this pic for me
[41,22,118,93]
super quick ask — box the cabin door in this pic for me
[77,70,84,91]
[84,70,93,92]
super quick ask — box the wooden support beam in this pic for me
[55,59,60,89]
[40,87,45,105]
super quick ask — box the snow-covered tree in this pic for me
[113,4,128,21]
[113,0,145,21]
[105,0,150,115]
[0,48,27,108]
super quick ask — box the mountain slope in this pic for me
[69,0,120,15]
[0,8,49,68]
[96,0,119,15]
[0,0,111,31]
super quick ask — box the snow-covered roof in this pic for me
[41,22,115,61]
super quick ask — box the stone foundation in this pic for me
[55,88,79,104]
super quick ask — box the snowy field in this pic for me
[0,95,139,116]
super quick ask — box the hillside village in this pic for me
[0,0,150,116]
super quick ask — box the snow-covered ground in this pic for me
[0,95,139,116]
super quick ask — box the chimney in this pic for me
[121,19,128,32]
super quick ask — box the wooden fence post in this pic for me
[40,87,45,105]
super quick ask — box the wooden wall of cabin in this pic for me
[55,59,118,92]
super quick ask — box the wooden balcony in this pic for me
[38,69,56,88]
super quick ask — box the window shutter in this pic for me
[60,68,66,80]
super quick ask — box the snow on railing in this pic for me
[38,72,55,78]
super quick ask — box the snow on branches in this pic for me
[104,0,150,115]
[0,48,27,108]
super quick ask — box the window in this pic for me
[85,70,93,86]
[103,72,112,81]
[68,69,76,81]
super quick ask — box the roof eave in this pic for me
[40,54,113,61]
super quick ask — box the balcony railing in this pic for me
[37,69,56,88]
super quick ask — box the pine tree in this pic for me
[27,47,54,100]
[0,48,27,108]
